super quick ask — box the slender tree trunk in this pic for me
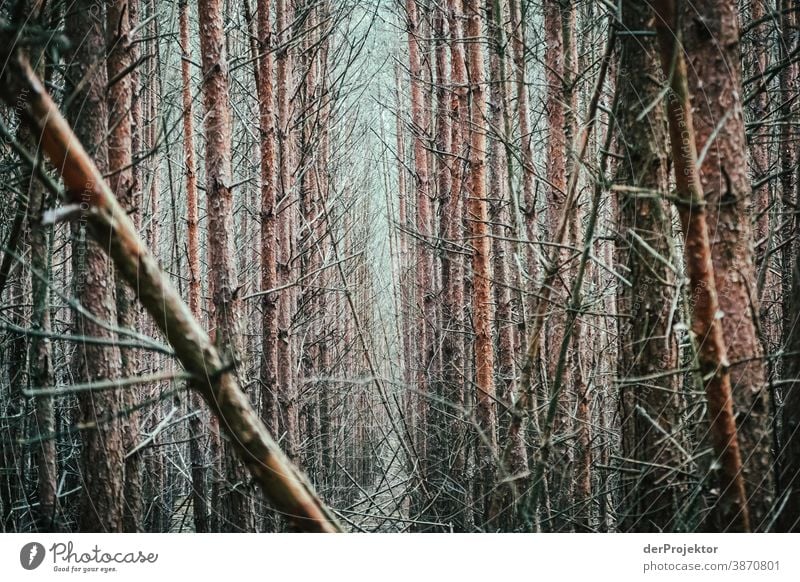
[26,203,54,532]
[542,0,578,530]
[4,3,54,532]
[178,0,209,534]
[438,0,470,529]
[749,0,771,273]
[106,0,143,533]
[572,316,591,531]
[275,0,299,466]
[406,0,433,476]
[508,0,535,287]
[319,0,334,490]
[485,0,519,529]
[486,0,515,448]
[257,0,279,446]
[463,0,497,527]
[198,0,255,532]
[142,2,166,532]
[296,0,323,479]
[427,6,452,529]
[395,62,414,409]
[543,0,567,384]
[747,0,780,380]
[24,22,56,530]
[29,183,56,531]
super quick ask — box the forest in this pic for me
[0,0,798,534]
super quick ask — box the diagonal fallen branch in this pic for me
[0,26,341,533]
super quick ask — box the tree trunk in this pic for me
[439,0,470,530]
[543,0,567,382]
[542,0,577,529]
[486,0,519,529]
[21,18,56,529]
[198,0,255,531]
[427,5,453,529]
[652,0,751,532]
[509,0,535,291]
[681,0,773,530]
[464,0,498,527]
[406,0,433,476]
[178,0,209,534]
[106,0,144,533]
[29,179,56,531]
[275,0,299,466]
[257,0,279,447]
[615,0,682,532]
[65,0,125,533]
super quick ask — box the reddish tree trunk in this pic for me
[65,0,125,532]
[198,0,255,531]
[107,0,144,533]
[276,0,299,465]
[464,0,498,526]
[681,0,772,529]
[257,0,279,445]
[653,0,751,532]
[543,0,577,529]
[406,0,434,471]
[178,0,209,534]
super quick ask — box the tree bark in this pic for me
[65,0,125,532]
[106,0,144,533]
[276,0,299,466]
[652,0,751,532]
[681,0,773,530]
[406,0,434,474]
[198,0,255,531]
[440,0,470,529]
[178,0,209,534]
[257,0,279,448]
[615,0,682,532]
[542,0,577,528]
[464,0,498,527]
[508,0,535,291]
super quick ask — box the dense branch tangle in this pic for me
[1,0,798,533]
[0,22,340,533]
